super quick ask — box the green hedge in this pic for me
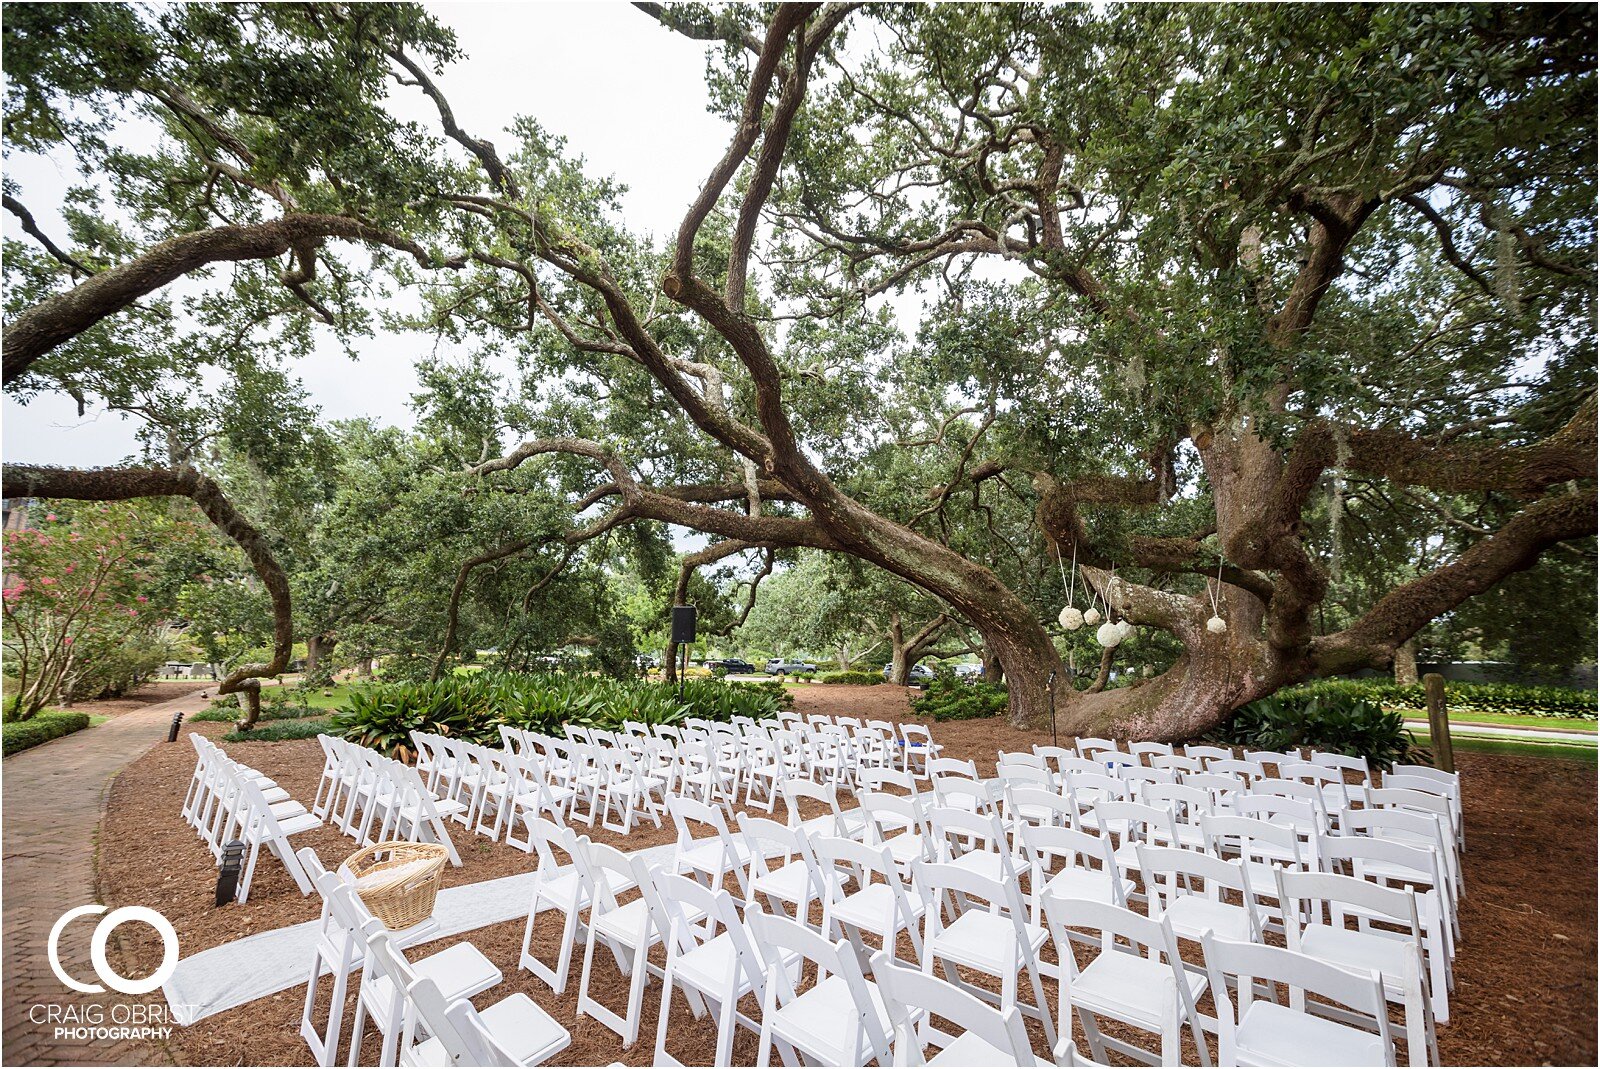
[330,671,794,759]
[1289,679,1596,720]
[911,676,1009,721]
[2,711,92,756]
[820,671,885,685]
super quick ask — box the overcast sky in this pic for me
[1,1,736,467]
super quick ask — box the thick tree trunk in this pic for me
[306,633,337,683]
[1393,638,1419,685]
[982,646,1003,684]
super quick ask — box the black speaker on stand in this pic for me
[671,605,697,703]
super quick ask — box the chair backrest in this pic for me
[1149,753,1203,775]
[779,779,850,837]
[1141,782,1212,825]
[1206,757,1259,781]
[1233,793,1326,840]
[1121,765,1177,795]
[745,906,890,1060]
[1184,744,1232,762]
[1183,770,1246,807]
[931,774,999,815]
[997,762,1056,793]
[1275,868,1422,949]
[860,789,929,847]
[1094,799,1178,853]
[1128,740,1174,759]
[1320,830,1445,894]
[1096,749,1142,771]
[997,750,1047,771]
[668,794,735,850]
[1202,812,1306,872]
[928,755,972,780]
[1382,773,1458,801]
[738,813,826,904]
[1003,786,1078,829]
[926,805,1011,871]
[525,814,583,879]
[1313,751,1373,783]
[1388,764,1457,790]
[1244,749,1301,775]
[860,766,920,795]
[870,953,1041,1066]
[811,833,901,894]
[1201,933,1395,1067]
[1364,786,1457,840]
[1075,736,1117,758]
[912,859,1031,941]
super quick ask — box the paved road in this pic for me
[2,688,210,1067]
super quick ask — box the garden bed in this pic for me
[92,685,1596,1067]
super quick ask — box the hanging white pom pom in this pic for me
[1084,607,1102,626]
[1206,615,1228,634]
[1096,621,1123,647]
[1058,605,1084,631]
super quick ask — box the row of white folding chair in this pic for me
[776,711,944,777]
[317,735,464,866]
[184,733,319,901]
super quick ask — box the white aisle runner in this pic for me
[161,811,844,1026]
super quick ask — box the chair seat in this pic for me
[672,933,798,997]
[930,911,1048,975]
[880,831,927,869]
[1235,999,1388,1066]
[367,942,501,1031]
[268,799,310,821]
[1074,948,1207,1030]
[949,850,1014,885]
[677,837,753,876]
[536,867,636,912]
[751,860,846,905]
[594,898,706,947]
[1039,866,1134,908]
[769,975,893,1063]
[1159,896,1254,943]
[832,883,924,937]
[270,811,323,837]
[407,992,570,1067]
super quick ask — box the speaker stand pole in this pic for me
[679,645,687,704]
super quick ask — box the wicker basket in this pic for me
[343,841,447,930]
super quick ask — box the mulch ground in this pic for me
[93,684,1595,1066]
[63,680,206,718]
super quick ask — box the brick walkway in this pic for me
[3,689,211,1067]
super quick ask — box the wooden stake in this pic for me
[1424,672,1453,773]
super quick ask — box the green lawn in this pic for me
[1412,729,1598,766]
[1408,709,1597,733]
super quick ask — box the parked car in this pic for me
[765,658,817,675]
[882,662,936,681]
[708,658,757,675]
[633,654,659,669]
[951,663,983,680]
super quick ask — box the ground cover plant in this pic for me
[820,670,885,685]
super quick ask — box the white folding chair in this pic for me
[574,844,699,1049]
[1202,933,1396,1067]
[1277,868,1441,1066]
[668,794,754,897]
[739,813,842,925]
[652,872,797,1068]
[1040,894,1211,1067]
[912,858,1057,1052]
[746,905,895,1067]
[813,834,927,967]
